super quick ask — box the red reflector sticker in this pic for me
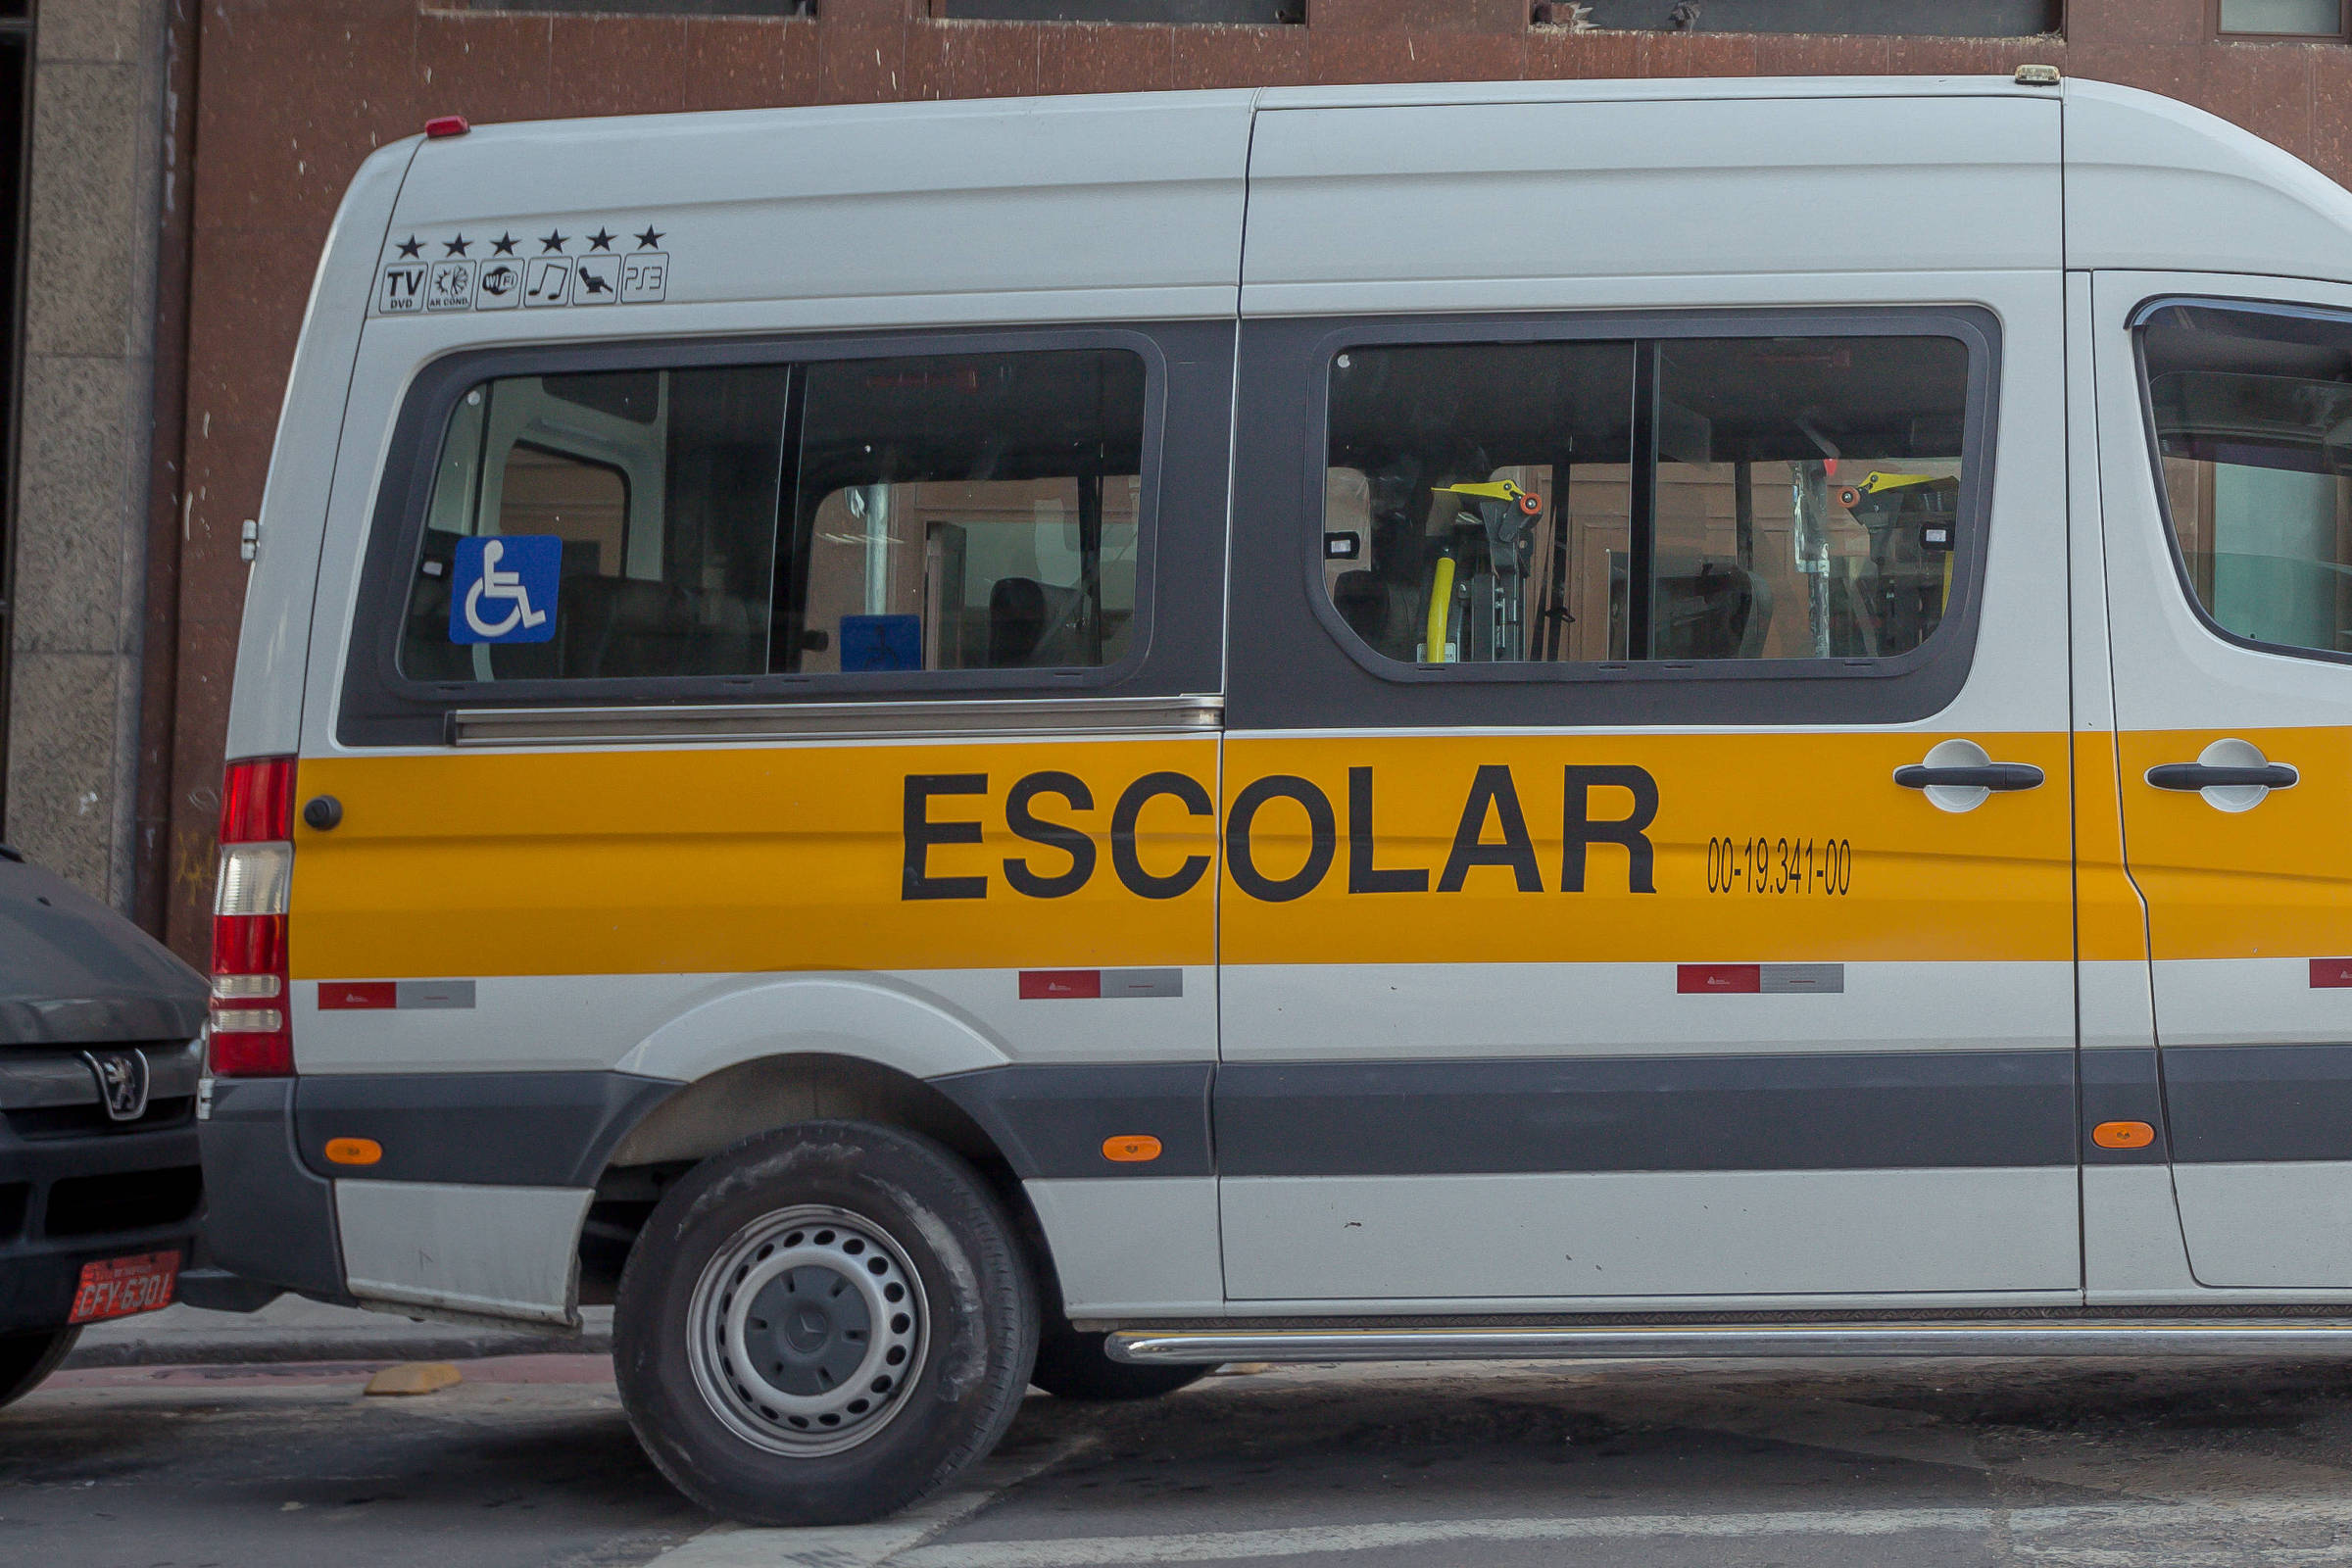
[1020,970,1102,1001]
[70,1250,179,1324]
[2315,959,2352,988]
[318,981,397,1010]
[1679,963,1762,995]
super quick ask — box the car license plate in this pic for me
[68,1250,179,1324]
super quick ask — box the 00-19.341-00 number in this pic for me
[1704,836,1852,896]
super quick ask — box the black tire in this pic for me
[0,1327,78,1412]
[1031,1321,1208,1402]
[614,1121,1039,1526]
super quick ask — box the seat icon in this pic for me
[462,538,550,639]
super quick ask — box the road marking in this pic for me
[889,1499,2352,1568]
[642,1436,1091,1568]
[2030,1551,2352,1567]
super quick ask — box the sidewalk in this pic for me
[62,1296,613,1369]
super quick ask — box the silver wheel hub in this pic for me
[686,1204,927,1457]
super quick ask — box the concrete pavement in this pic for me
[19,1352,2352,1566]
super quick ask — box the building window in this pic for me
[2216,0,2346,38]
[930,1,1301,20]
[1563,0,2057,34]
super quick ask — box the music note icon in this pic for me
[522,257,573,308]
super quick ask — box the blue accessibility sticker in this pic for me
[449,535,561,645]
[839,613,923,672]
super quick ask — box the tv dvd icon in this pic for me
[377,262,426,314]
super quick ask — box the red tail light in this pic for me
[219,755,295,845]
[210,756,296,1077]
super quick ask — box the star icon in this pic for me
[586,227,616,252]
[539,230,567,253]
[442,234,470,257]
[490,232,518,256]
[633,226,664,250]
[395,235,423,259]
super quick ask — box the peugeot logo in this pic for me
[80,1050,150,1122]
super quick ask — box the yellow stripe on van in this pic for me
[293,727,2074,980]
[2119,725,2352,962]
[2075,727,2150,966]
[290,739,1217,980]
[1220,731,2072,967]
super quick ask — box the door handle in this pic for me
[1893,763,2046,792]
[1895,740,2045,813]
[2144,739,2296,813]
[2145,762,2298,791]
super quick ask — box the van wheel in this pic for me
[0,1327,78,1411]
[613,1121,1038,1527]
[1031,1322,1208,1401]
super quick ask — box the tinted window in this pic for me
[403,366,789,683]
[399,347,1148,684]
[2142,302,2352,661]
[1323,333,1971,667]
[780,350,1144,674]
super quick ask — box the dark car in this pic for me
[0,843,208,1408]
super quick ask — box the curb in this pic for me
[59,1328,612,1370]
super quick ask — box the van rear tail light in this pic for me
[210,756,297,1078]
[219,755,295,845]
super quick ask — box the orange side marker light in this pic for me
[1102,1135,1162,1163]
[325,1137,383,1166]
[2091,1121,2155,1150]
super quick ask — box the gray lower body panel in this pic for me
[197,1077,347,1302]
[292,1071,676,1186]
[1215,1052,2078,1176]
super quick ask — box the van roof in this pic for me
[366,75,2352,323]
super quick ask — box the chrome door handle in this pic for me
[1893,763,2046,792]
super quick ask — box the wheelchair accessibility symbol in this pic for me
[449,535,561,645]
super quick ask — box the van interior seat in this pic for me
[987,576,1089,667]
[1649,553,1772,661]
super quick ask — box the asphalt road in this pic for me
[15,1352,2352,1567]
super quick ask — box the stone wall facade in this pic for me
[0,0,167,911]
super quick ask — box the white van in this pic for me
[198,70,2352,1523]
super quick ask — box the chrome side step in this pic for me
[1107,1321,2352,1365]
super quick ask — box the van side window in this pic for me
[1322,334,1970,667]
[403,366,791,682]
[781,350,1144,674]
[2141,302,2352,661]
[398,346,1148,684]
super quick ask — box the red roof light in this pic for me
[424,115,469,139]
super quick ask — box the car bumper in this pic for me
[0,1092,202,1336]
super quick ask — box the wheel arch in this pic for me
[580,1052,1047,1305]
